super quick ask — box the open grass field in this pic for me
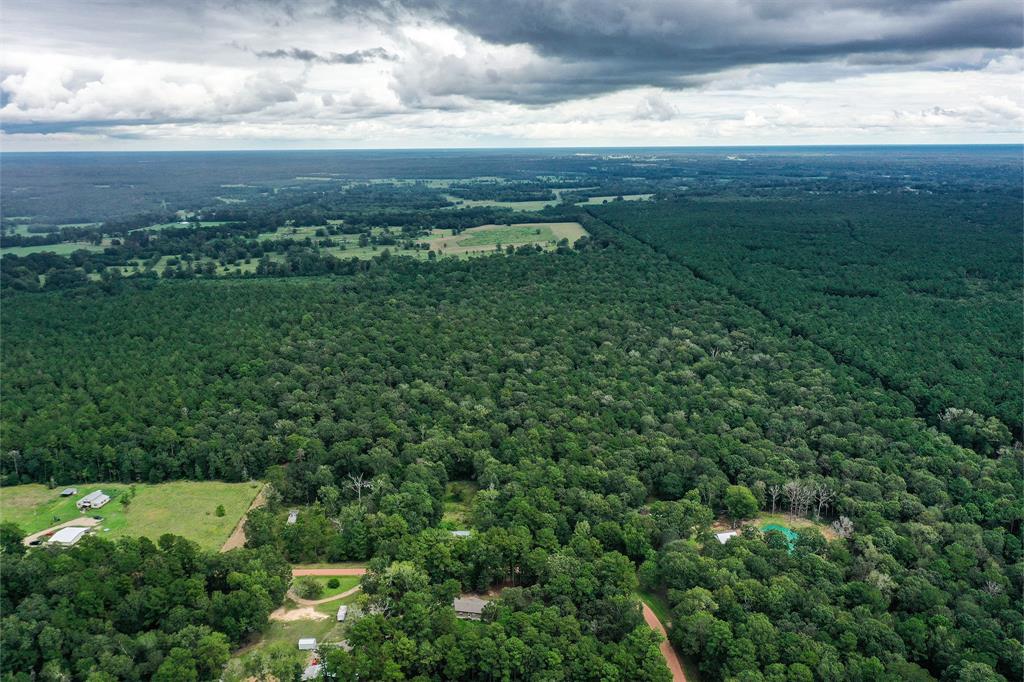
[0,481,262,550]
[256,222,587,262]
[0,242,104,257]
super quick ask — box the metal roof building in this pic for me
[298,638,317,651]
[48,526,90,546]
[336,605,348,622]
[77,490,110,510]
[453,596,488,620]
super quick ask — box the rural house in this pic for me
[48,526,90,546]
[76,490,110,511]
[452,596,488,620]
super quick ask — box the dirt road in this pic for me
[292,567,367,577]
[219,484,267,552]
[642,602,687,682]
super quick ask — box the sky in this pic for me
[1,0,1022,150]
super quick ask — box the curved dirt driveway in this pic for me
[219,484,267,552]
[642,602,687,682]
[286,566,368,605]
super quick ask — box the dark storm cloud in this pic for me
[332,0,1022,103]
[253,46,397,64]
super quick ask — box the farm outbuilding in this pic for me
[298,638,317,651]
[77,490,110,510]
[450,530,472,538]
[715,531,738,544]
[287,510,299,525]
[48,526,90,546]
[336,605,348,622]
[60,488,78,497]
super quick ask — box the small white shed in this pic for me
[298,637,317,651]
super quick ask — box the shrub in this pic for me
[293,577,323,600]
[327,577,340,589]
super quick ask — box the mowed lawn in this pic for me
[0,481,261,550]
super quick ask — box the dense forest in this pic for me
[595,191,1022,443]
[1,148,1021,681]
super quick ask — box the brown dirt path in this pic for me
[219,484,267,552]
[292,567,367,576]
[642,602,687,682]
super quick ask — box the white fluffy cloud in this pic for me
[0,0,1020,149]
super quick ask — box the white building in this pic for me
[48,526,90,546]
[60,488,78,497]
[450,530,472,538]
[298,638,317,651]
[77,491,110,511]
[287,510,299,525]
[336,605,348,622]
[715,531,738,544]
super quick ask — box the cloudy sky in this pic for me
[1,0,1021,150]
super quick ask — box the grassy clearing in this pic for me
[442,481,477,527]
[297,575,361,599]
[755,512,837,540]
[0,481,261,550]
[0,242,104,257]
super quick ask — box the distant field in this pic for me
[442,194,558,211]
[0,481,261,550]
[0,242,104,257]
[456,224,556,246]
[258,222,587,262]
[576,193,654,205]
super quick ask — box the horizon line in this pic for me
[3,142,1022,155]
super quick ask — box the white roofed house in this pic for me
[47,526,90,546]
[336,605,348,622]
[298,638,317,651]
[287,510,299,525]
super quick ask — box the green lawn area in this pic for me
[297,575,361,599]
[0,481,261,550]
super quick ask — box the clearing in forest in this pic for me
[0,481,262,550]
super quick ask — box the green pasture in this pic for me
[0,481,261,550]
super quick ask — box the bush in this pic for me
[327,577,340,589]
[293,577,323,600]
[215,504,226,517]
